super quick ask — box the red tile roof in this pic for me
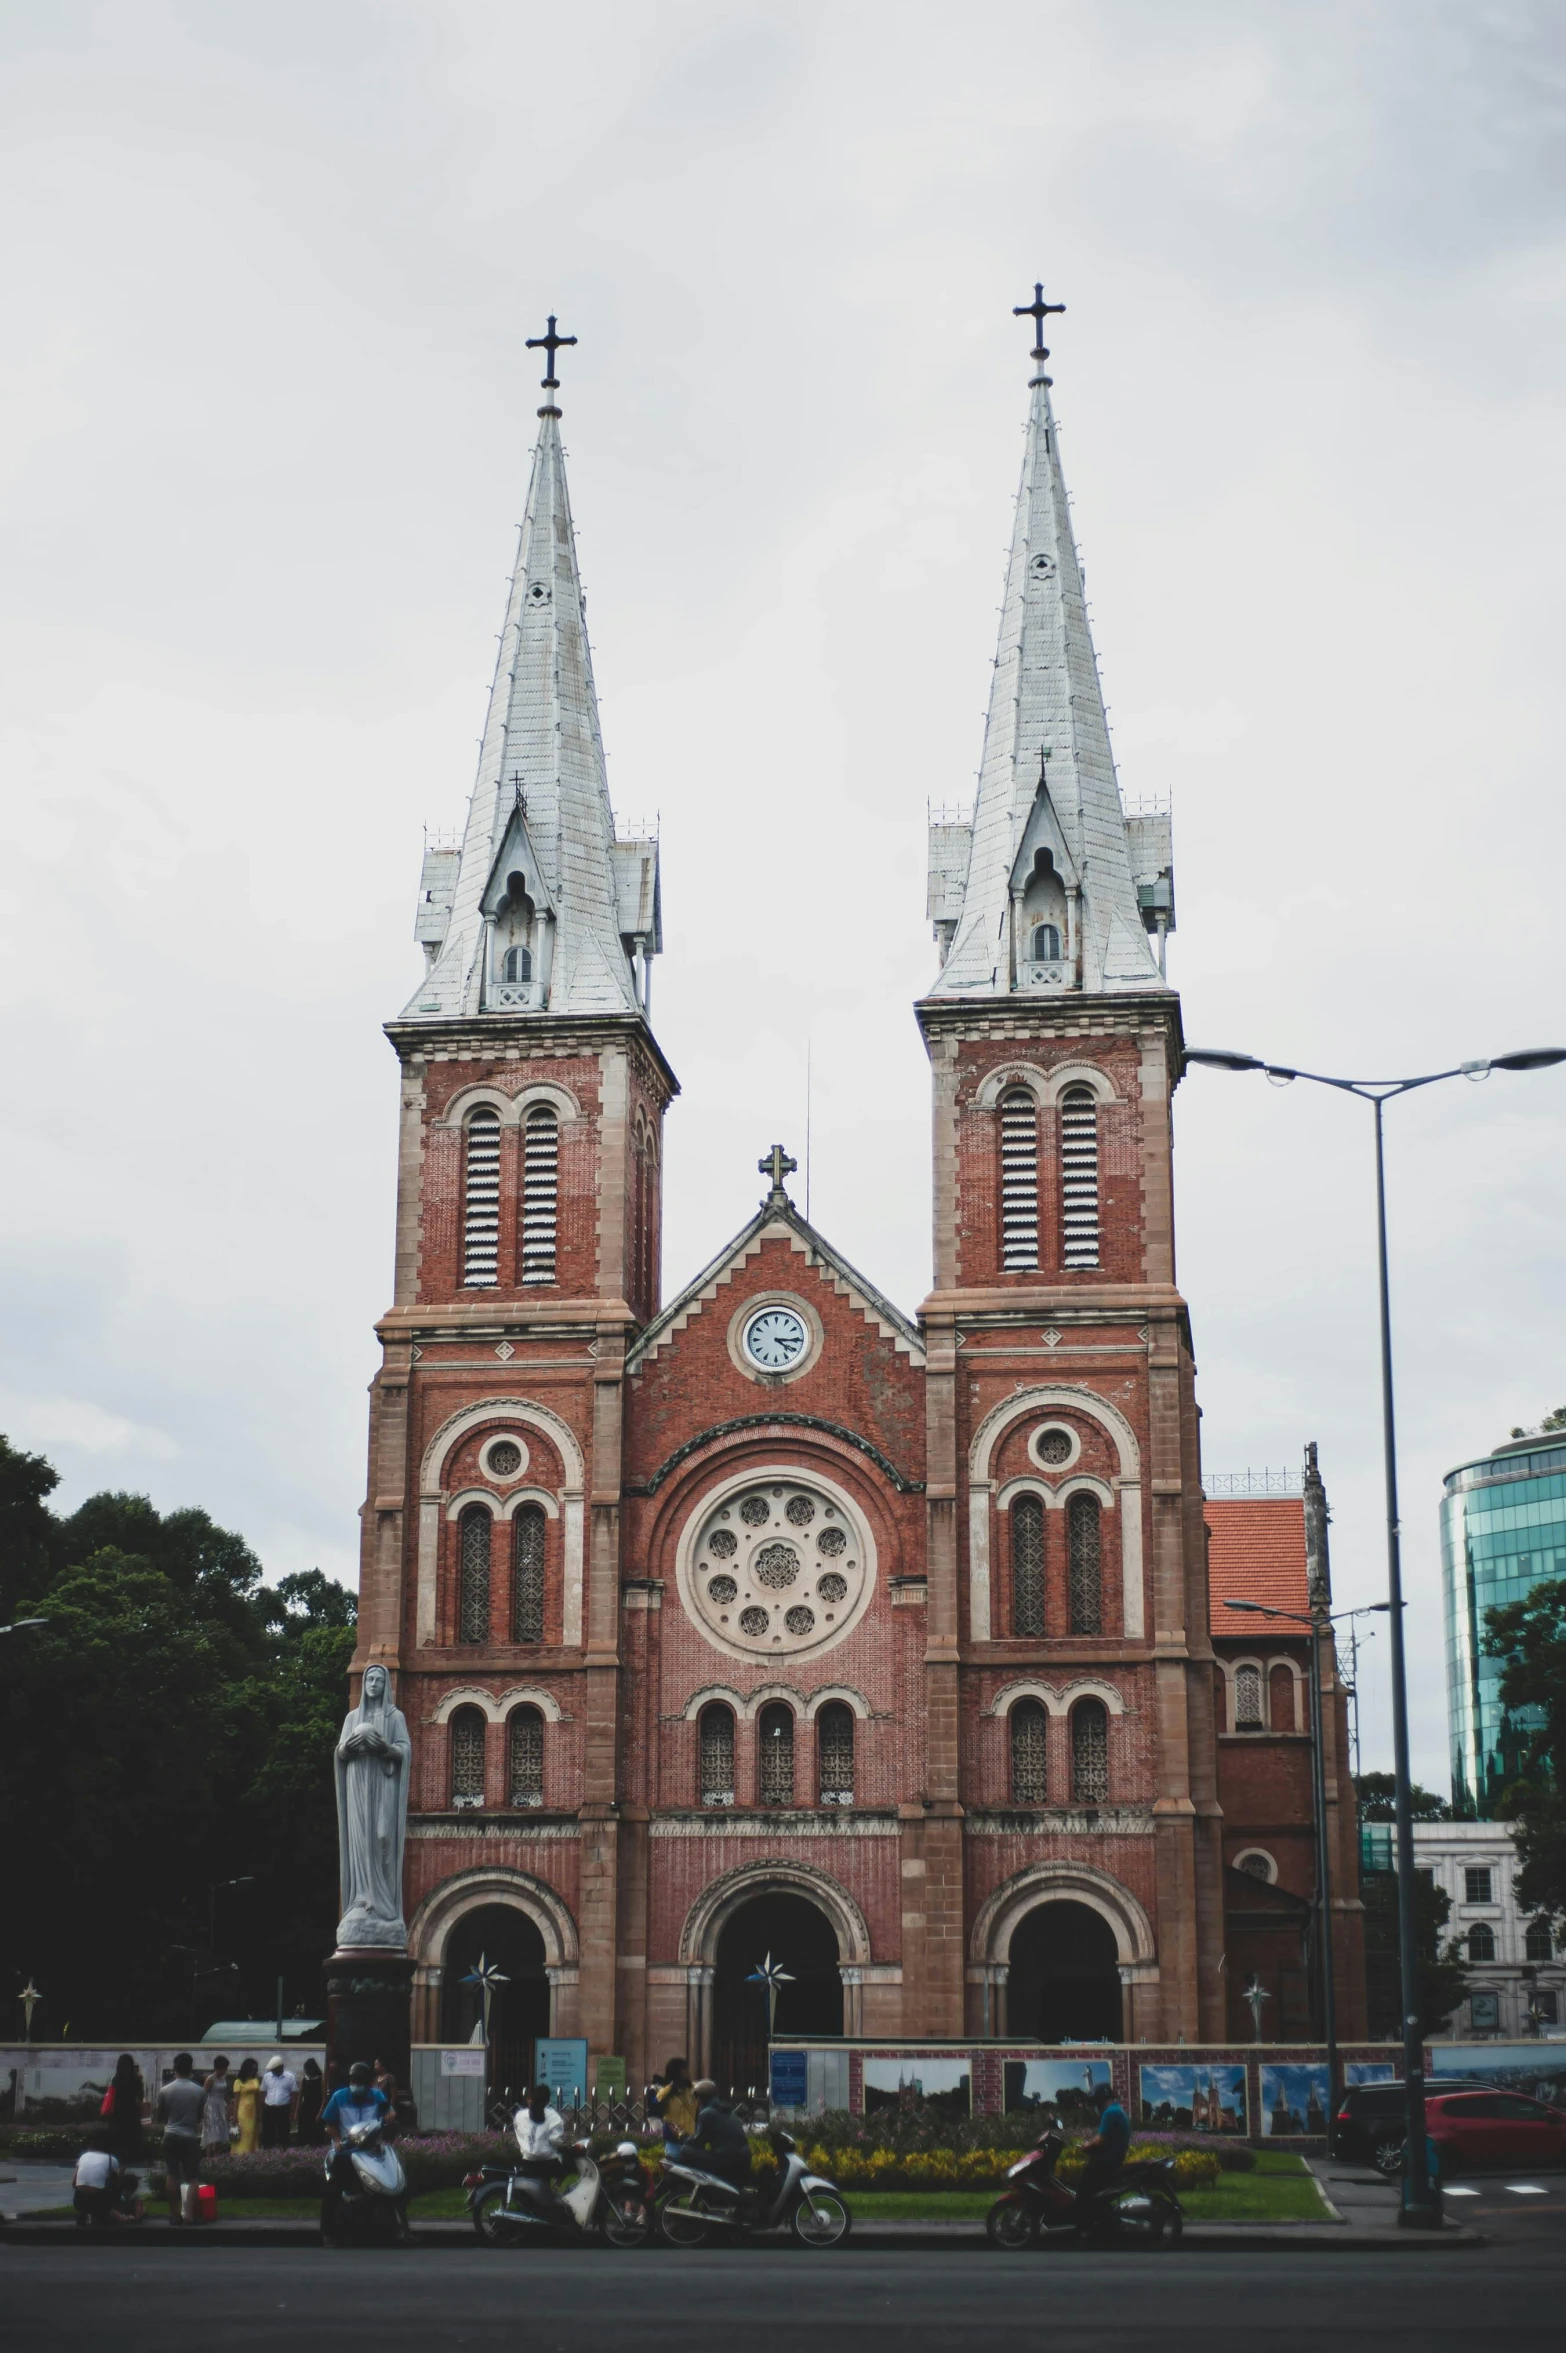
[1205,1496,1309,1630]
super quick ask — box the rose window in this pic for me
[685,1475,873,1658]
[487,1439,523,1478]
[1036,1426,1073,1466]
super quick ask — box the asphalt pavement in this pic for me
[3,2243,1564,2352]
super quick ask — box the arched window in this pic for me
[1269,1664,1296,1732]
[1066,1491,1102,1635]
[462,1107,501,1287]
[1526,1918,1555,1962]
[512,1504,546,1644]
[1030,922,1062,962]
[999,1088,1039,1270]
[1468,1923,1496,1963]
[521,1105,559,1285]
[759,1702,795,1806]
[699,1703,735,1807]
[818,1702,855,1805]
[1233,1665,1263,1731]
[501,945,533,983]
[1059,1086,1100,1268]
[1010,1697,1049,1803]
[458,1506,492,1644]
[1011,1494,1045,1636]
[508,1704,544,1807]
[1071,1697,1109,1802]
[450,1705,486,1807]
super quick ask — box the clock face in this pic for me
[743,1306,808,1371]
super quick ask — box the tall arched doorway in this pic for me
[712,1892,843,2095]
[442,1902,551,2103]
[1007,1900,1123,2041]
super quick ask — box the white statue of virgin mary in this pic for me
[333,1663,413,1950]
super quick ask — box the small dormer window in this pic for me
[1021,847,1067,963]
[1030,922,1061,962]
[501,946,532,983]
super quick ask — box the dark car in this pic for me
[1330,2081,1417,2171]
[1332,2081,1566,2175]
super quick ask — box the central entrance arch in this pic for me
[712,1892,843,2096]
[442,1902,551,2104]
[1007,1899,1123,2041]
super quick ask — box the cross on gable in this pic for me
[759,1143,798,1199]
[1013,280,1065,361]
[526,313,578,390]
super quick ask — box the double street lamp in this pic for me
[1186,1043,1566,2228]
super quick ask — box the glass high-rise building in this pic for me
[1442,1431,1566,1817]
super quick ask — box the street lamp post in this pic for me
[1187,1042,1566,2228]
[1224,1596,1389,2120]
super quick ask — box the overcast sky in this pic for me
[2,1,1563,1788]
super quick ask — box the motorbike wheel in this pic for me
[791,2189,851,2249]
[985,2197,1039,2251]
[472,2182,528,2246]
[601,2193,654,2250]
[658,2196,716,2249]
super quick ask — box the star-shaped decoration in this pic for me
[745,1952,794,1993]
[19,1980,42,2036]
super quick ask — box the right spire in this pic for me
[927,284,1172,997]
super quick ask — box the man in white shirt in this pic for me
[261,2055,299,2149]
[512,2085,571,2219]
[74,2138,127,2227]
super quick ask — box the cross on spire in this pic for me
[526,313,577,391]
[1013,280,1065,362]
[759,1143,798,1203]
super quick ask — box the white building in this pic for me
[1410,1821,1564,2039]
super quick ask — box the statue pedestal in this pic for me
[325,1950,415,2085]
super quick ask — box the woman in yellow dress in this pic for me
[231,2058,263,2153]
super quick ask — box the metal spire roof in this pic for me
[400,335,654,1024]
[928,293,1162,999]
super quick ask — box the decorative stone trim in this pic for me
[626,1413,923,1498]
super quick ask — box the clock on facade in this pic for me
[741,1305,809,1372]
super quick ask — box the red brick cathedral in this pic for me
[351,314,1363,2092]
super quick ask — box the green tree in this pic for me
[1483,1575,1566,1931]
[1361,1868,1470,2039]
[0,1448,354,2039]
[1353,1773,1450,1822]
[1509,1408,1566,1438]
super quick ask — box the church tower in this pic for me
[353,326,677,2070]
[917,290,1224,2039]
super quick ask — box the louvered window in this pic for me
[458,1506,491,1644]
[1010,1698,1048,1804]
[1011,1495,1045,1636]
[1067,1491,1102,1635]
[462,1108,501,1287]
[1071,1698,1109,1802]
[451,1706,486,1808]
[999,1088,1039,1270]
[1233,1665,1263,1730]
[509,1705,544,1807]
[522,1106,559,1285]
[759,1702,795,1806]
[1060,1086,1100,1268]
[699,1703,735,1807]
[818,1702,855,1805]
[511,1504,546,1643]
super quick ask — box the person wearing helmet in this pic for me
[673,2081,752,2190]
[320,2061,391,2238]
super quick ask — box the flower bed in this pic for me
[792,2111,1252,2175]
[799,2139,1222,2193]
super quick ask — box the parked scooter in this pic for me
[466,2140,654,2247]
[657,2128,851,2248]
[986,2128,1183,2250]
[321,2117,412,2247]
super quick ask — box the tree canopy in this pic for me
[0,1436,354,2039]
[1353,1773,1450,1822]
[1483,1574,1566,1932]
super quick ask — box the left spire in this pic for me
[401,318,661,1024]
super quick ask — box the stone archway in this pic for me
[441,1902,551,2104]
[1006,1900,1123,2041]
[973,1860,1156,2042]
[711,1891,844,2097]
[679,1861,869,2084]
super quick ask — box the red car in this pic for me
[1425,2087,1566,2175]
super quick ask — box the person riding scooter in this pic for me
[1073,2093,1131,2226]
[672,2081,752,2191]
[512,2084,570,2220]
[321,2061,395,2239]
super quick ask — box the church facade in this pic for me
[350,314,1363,2092]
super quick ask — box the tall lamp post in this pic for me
[1186,1043,1566,2227]
[1223,1596,1389,2118]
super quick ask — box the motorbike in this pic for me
[465,2139,654,2247]
[985,2128,1183,2250]
[321,2117,412,2246]
[657,2127,851,2249]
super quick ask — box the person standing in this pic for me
[651,2056,698,2149]
[261,2055,298,2148]
[201,2057,232,2159]
[231,2057,263,2153]
[154,2054,206,2224]
[103,2054,145,2162]
[297,2057,325,2144]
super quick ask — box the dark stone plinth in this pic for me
[325,1950,414,2083]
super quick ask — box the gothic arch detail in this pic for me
[677,1858,872,1967]
[970,1860,1157,1975]
[967,1386,1144,1644]
[416,1397,586,1649]
[407,1865,579,1971]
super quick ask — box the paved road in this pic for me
[3,2245,1564,2353]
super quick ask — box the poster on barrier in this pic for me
[1138,2062,1247,2134]
[1002,2058,1114,2125]
[1259,2064,1329,2136]
[863,2057,971,2120]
